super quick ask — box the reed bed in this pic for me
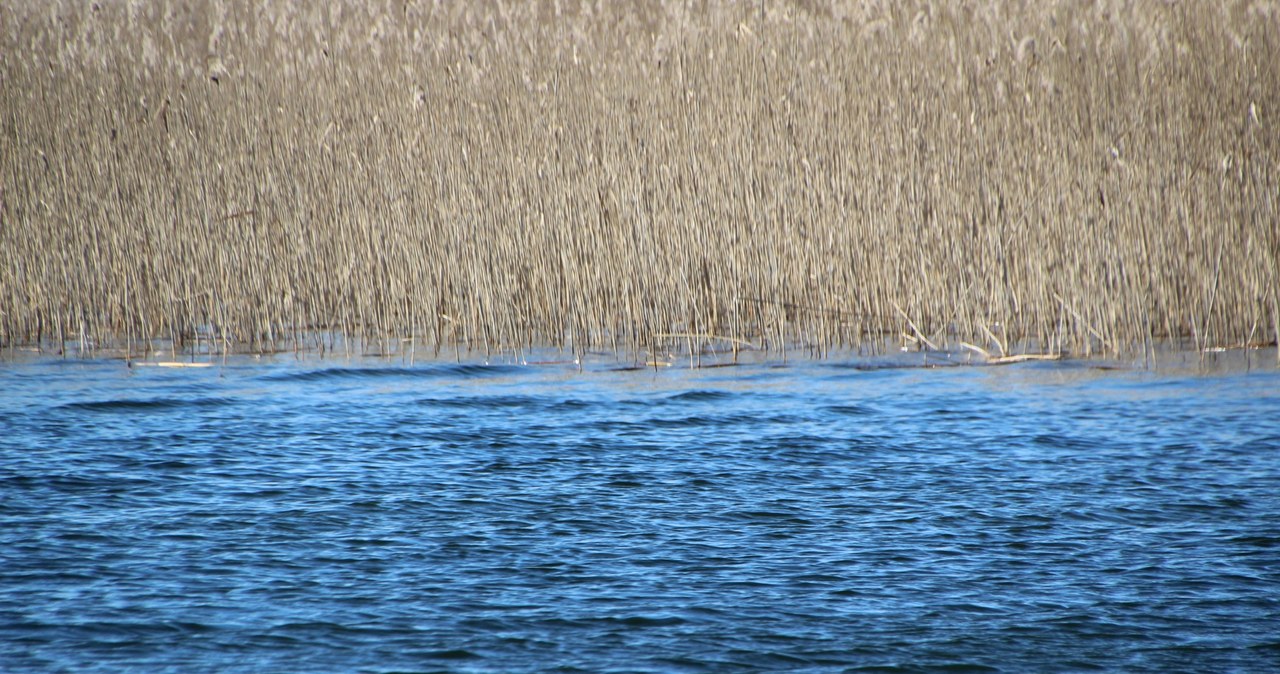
[2,1,1277,362]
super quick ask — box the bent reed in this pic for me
[2,1,1277,362]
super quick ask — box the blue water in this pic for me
[2,354,1278,672]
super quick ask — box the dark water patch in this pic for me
[665,389,734,402]
[603,474,646,488]
[548,398,594,411]
[819,357,957,372]
[824,403,875,416]
[59,396,234,413]
[643,411,796,430]
[1227,534,1280,548]
[421,647,480,660]
[1237,434,1280,451]
[1031,433,1099,451]
[698,361,746,369]
[1,472,143,493]
[414,394,543,410]
[718,509,816,526]
[141,460,197,471]
[260,363,520,383]
[601,614,688,628]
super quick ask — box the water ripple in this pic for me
[1,358,1277,672]
[59,397,235,413]
[260,363,521,382]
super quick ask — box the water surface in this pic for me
[2,353,1278,672]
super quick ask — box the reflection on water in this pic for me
[2,352,1278,672]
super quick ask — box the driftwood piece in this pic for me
[960,342,1060,365]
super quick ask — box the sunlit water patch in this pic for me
[2,355,1278,672]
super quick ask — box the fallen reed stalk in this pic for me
[1,1,1277,362]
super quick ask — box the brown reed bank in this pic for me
[1,1,1277,362]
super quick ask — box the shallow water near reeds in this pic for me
[2,352,1278,673]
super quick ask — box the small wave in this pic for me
[824,403,873,417]
[143,459,197,470]
[1227,534,1280,547]
[416,394,542,410]
[666,390,734,402]
[1236,435,1280,451]
[3,473,119,491]
[820,358,946,372]
[262,363,520,383]
[597,615,687,628]
[549,398,593,411]
[719,509,814,525]
[645,412,767,429]
[1031,433,1095,450]
[791,573,848,584]
[48,620,218,638]
[422,648,481,660]
[60,397,234,413]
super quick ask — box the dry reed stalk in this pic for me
[0,1,1276,362]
